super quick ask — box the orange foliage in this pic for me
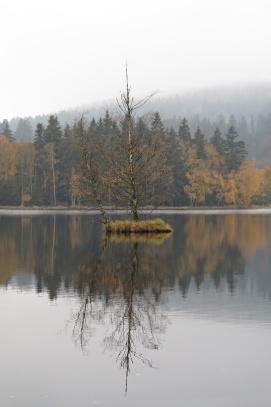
[235,159,261,206]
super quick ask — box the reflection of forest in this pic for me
[0,215,102,298]
[0,214,270,298]
[175,214,269,294]
[1,213,271,390]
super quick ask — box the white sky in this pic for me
[0,0,270,120]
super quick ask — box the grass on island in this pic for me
[108,232,172,244]
[106,218,173,234]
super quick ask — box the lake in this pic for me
[1,210,271,407]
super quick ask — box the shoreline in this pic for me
[0,206,271,216]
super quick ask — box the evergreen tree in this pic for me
[178,117,191,142]
[193,126,206,159]
[210,127,224,156]
[224,125,247,172]
[58,124,75,204]
[43,115,62,145]
[33,123,45,205]
[14,118,33,141]
[151,112,165,142]
[151,111,164,132]
[96,117,104,137]
[166,127,188,206]
[42,115,63,205]
[201,117,214,139]
[136,116,147,135]
[237,116,249,140]
[2,120,15,142]
[103,110,112,136]
[34,123,45,151]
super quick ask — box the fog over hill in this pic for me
[2,83,271,167]
[7,83,271,132]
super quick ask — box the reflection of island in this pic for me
[71,238,168,394]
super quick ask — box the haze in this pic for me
[1,0,270,120]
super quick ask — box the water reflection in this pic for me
[169,213,270,295]
[0,213,270,298]
[71,237,169,393]
[1,212,271,405]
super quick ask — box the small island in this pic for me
[106,218,173,234]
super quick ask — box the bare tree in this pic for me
[105,67,172,220]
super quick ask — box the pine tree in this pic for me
[178,117,191,142]
[224,125,247,172]
[151,111,164,132]
[210,127,224,156]
[34,123,45,151]
[166,127,187,205]
[2,120,15,142]
[103,110,112,136]
[15,118,33,141]
[151,112,165,142]
[42,115,63,205]
[43,115,62,145]
[193,126,206,159]
[33,123,45,205]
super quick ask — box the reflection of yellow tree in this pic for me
[178,214,269,288]
[0,237,18,285]
[0,217,35,285]
[0,216,88,293]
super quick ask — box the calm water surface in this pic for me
[0,211,271,407]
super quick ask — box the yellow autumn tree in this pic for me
[184,143,225,205]
[224,172,237,204]
[184,145,211,205]
[0,135,17,181]
[16,142,36,205]
[235,159,261,207]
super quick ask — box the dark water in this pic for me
[1,211,271,406]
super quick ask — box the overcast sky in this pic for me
[0,0,270,120]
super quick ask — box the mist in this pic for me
[1,0,270,120]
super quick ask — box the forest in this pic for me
[1,105,271,208]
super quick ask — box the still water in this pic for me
[0,210,271,407]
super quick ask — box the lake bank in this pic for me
[0,206,271,216]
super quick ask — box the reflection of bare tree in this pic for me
[71,238,169,394]
[103,242,167,394]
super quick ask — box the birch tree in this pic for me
[106,67,172,220]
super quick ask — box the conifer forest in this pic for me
[0,105,271,208]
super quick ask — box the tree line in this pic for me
[1,108,271,208]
